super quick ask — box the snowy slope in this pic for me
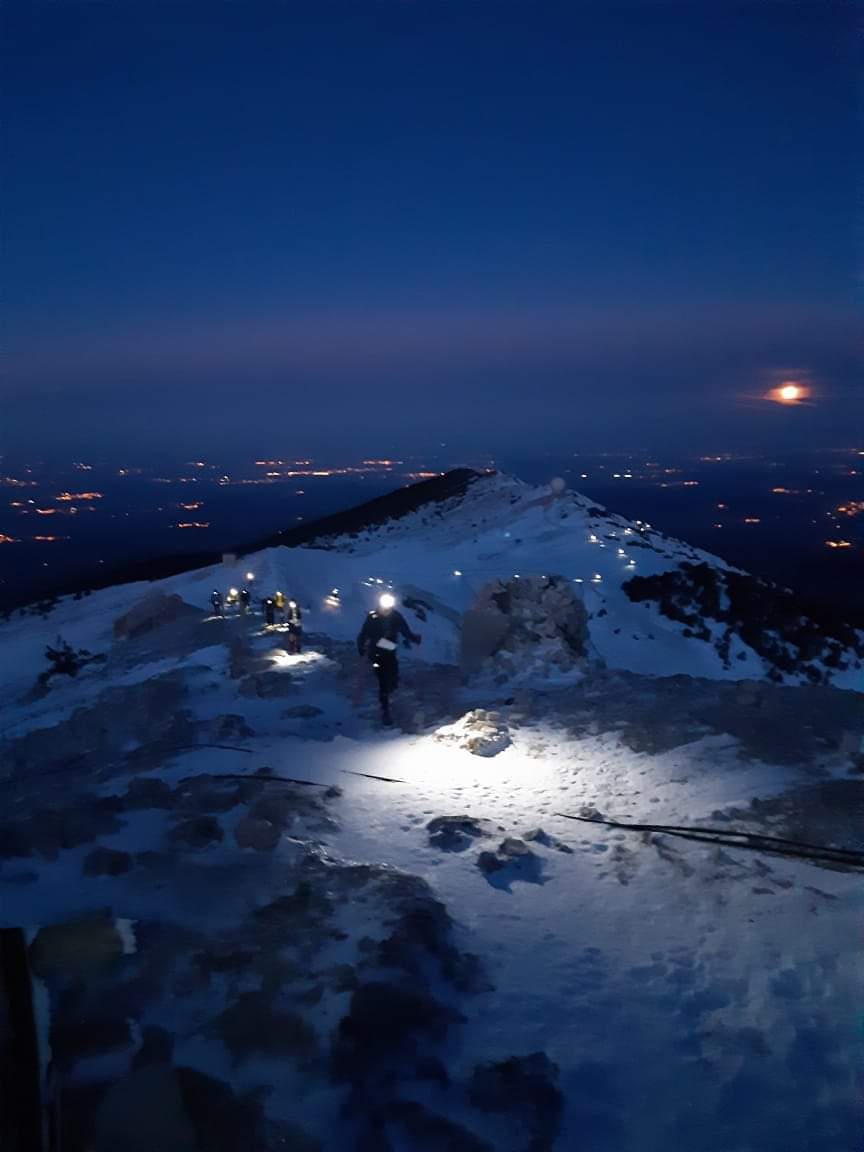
[3,471,860,702]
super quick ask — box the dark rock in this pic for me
[328,963,358,992]
[52,1014,133,1067]
[386,1100,493,1151]
[29,914,126,980]
[123,777,175,809]
[168,815,224,849]
[333,982,460,1076]
[427,814,495,852]
[211,991,317,1063]
[133,1025,174,1066]
[82,847,133,877]
[234,815,281,852]
[0,824,33,859]
[213,714,256,740]
[193,948,257,977]
[92,1065,196,1152]
[283,704,324,719]
[375,896,486,993]
[477,840,546,890]
[469,1051,563,1152]
[413,1055,450,1085]
[523,828,574,854]
[175,778,244,814]
[176,1065,320,1152]
[27,805,124,860]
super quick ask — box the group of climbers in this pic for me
[210,585,304,652]
[213,580,422,726]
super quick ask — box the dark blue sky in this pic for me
[3,1,859,457]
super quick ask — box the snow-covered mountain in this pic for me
[184,469,862,688]
[1,470,862,1151]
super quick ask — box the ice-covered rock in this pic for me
[434,710,511,757]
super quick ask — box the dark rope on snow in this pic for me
[340,769,408,784]
[177,771,333,789]
[556,812,864,869]
[170,744,254,754]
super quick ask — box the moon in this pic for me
[767,381,809,405]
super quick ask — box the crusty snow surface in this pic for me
[1,473,862,1151]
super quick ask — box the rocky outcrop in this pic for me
[462,575,593,680]
[468,1052,563,1152]
[624,562,864,685]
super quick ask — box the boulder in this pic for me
[123,777,175,810]
[29,914,128,980]
[523,827,574,855]
[169,815,224,850]
[477,838,546,889]
[468,1051,563,1151]
[385,1100,493,1152]
[427,815,499,851]
[332,981,460,1077]
[112,592,201,642]
[283,704,324,719]
[234,816,281,852]
[93,1065,197,1152]
[210,991,317,1062]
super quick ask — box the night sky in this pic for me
[3,1,858,458]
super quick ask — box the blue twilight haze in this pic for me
[2,0,858,455]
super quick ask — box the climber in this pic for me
[273,589,286,623]
[210,589,223,617]
[356,592,421,726]
[239,587,251,614]
[285,599,303,654]
[263,597,275,627]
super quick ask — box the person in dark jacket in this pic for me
[239,587,251,614]
[210,589,223,617]
[356,593,421,725]
[263,597,275,627]
[285,599,303,654]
